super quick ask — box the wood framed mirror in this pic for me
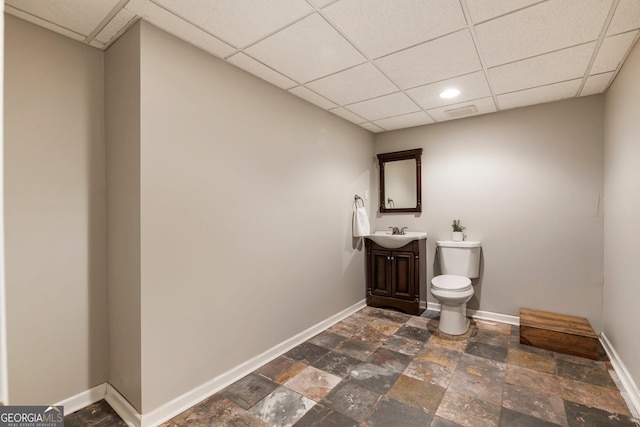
[378,148,422,213]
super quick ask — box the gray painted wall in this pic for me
[131,22,373,412]
[604,39,640,392]
[105,23,143,412]
[5,12,638,415]
[4,15,107,404]
[374,96,605,332]
[4,16,372,412]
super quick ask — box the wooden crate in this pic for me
[519,308,600,360]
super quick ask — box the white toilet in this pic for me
[430,240,482,335]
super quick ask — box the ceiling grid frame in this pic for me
[144,0,242,53]
[83,0,129,44]
[4,3,86,40]
[459,0,501,115]
[575,0,620,96]
[5,0,640,133]
[304,0,435,129]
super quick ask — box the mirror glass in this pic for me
[384,159,416,209]
[378,149,422,213]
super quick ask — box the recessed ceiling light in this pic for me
[440,88,461,99]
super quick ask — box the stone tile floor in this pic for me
[68,307,640,426]
[64,400,127,427]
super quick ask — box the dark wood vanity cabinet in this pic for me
[365,238,426,315]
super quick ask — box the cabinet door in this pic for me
[370,249,391,296]
[391,251,415,300]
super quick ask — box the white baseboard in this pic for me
[469,308,520,326]
[426,302,440,312]
[105,384,141,427]
[55,383,106,415]
[426,302,520,326]
[54,300,365,427]
[110,299,366,427]
[62,303,640,425]
[599,332,640,417]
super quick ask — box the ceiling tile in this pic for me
[489,42,595,94]
[345,92,420,121]
[497,79,582,110]
[322,0,466,59]
[306,63,398,105]
[465,0,543,23]
[4,4,86,41]
[308,0,337,7]
[427,97,497,122]
[359,122,385,133]
[374,112,434,131]
[289,86,338,109]
[581,72,615,96]
[152,0,312,48]
[5,0,120,36]
[95,8,136,44]
[375,30,482,90]
[227,53,297,89]
[607,0,640,36]
[245,13,366,83]
[10,0,637,133]
[406,71,492,110]
[475,0,612,67]
[591,31,639,74]
[329,107,366,124]
[126,0,235,58]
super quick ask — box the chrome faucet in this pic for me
[389,227,407,235]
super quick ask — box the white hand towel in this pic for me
[353,206,370,237]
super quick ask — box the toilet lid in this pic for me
[431,275,472,292]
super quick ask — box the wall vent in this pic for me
[445,105,478,118]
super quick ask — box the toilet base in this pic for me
[438,302,470,335]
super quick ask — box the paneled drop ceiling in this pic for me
[6,0,640,132]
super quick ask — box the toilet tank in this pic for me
[436,241,482,278]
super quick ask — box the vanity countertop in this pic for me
[366,230,427,249]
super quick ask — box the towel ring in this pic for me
[354,195,364,208]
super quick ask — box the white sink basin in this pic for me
[367,230,427,249]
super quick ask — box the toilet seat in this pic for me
[431,275,471,292]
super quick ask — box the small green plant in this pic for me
[452,219,466,232]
